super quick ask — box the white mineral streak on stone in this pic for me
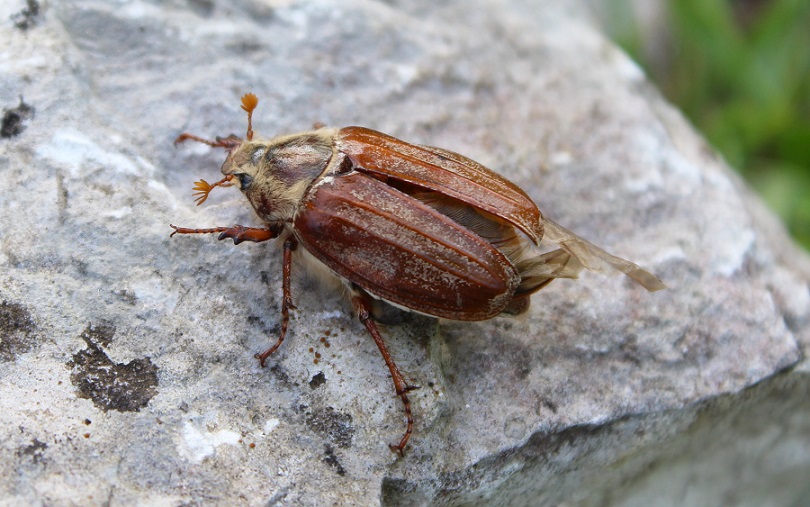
[264,418,280,434]
[36,128,140,177]
[179,422,241,464]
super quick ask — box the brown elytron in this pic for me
[170,94,665,456]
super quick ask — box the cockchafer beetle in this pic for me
[170,93,665,455]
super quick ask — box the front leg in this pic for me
[255,236,298,367]
[170,223,295,367]
[169,223,282,244]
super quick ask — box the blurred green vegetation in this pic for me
[601,0,810,250]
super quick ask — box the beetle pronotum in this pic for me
[170,93,665,455]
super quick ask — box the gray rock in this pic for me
[1,0,807,505]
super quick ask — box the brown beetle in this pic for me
[170,93,665,455]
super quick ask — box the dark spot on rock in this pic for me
[381,478,409,504]
[619,335,642,365]
[1,97,34,138]
[84,322,115,348]
[542,398,558,414]
[187,0,215,17]
[71,258,89,277]
[269,364,291,385]
[260,271,272,285]
[16,438,47,464]
[309,371,326,389]
[304,406,354,448]
[323,444,346,476]
[68,324,158,412]
[0,300,37,361]
[246,315,264,328]
[115,290,137,305]
[11,0,39,31]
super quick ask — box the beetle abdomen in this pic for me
[294,172,520,320]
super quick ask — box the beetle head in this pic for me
[219,130,335,223]
[177,93,336,223]
[215,93,336,223]
[176,93,260,205]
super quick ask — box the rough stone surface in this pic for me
[1,0,807,505]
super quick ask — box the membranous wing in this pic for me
[338,127,544,244]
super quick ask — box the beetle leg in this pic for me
[169,224,280,244]
[255,236,298,367]
[351,289,418,456]
[174,133,243,151]
[216,225,277,244]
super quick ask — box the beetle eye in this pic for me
[236,173,253,191]
[251,147,266,165]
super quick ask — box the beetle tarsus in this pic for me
[174,133,221,147]
[388,404,413,457]
[169,224,230,237]
[174,133,243,151]
[352,289,414,456]
[255,344,282,368]
[170,224,279,244]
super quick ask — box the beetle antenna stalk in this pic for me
[241,93,259,141]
